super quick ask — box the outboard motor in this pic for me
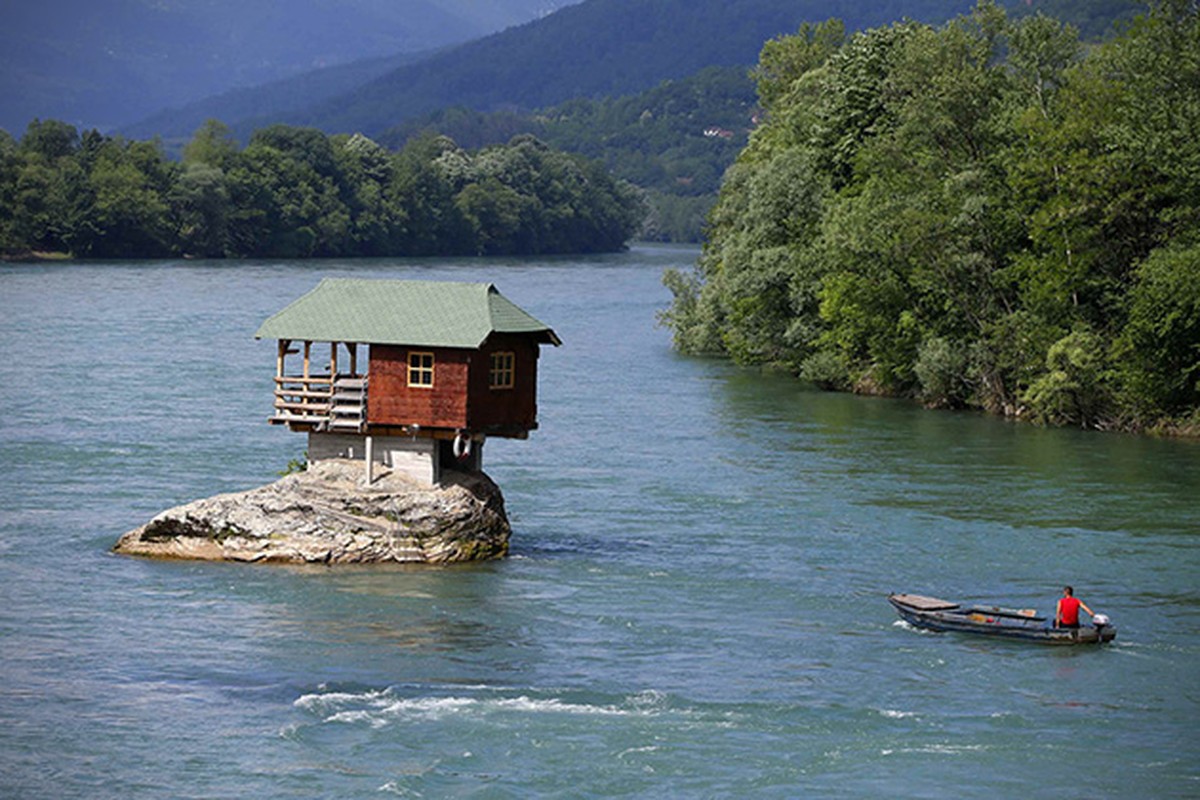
[1092,613,1111,640]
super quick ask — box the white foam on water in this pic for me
[376,696,486,721]
[878,708,918,719]
[881,743,987,756]
[294,688,388,713]
[892,619,938,635]
[326,709,390,728]
[493,696,632,716]
[618,745,661,758]
[294,687,654,728]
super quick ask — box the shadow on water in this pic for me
[712,366,1200,535]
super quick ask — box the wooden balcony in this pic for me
[271,374,366,432]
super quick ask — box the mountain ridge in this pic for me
[128,0,991,141]
[0,0,581,135]
[119,0,1141,145]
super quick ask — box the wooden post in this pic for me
[347,342,358,376]
[330,341,338,378]
[303,341,311,379]
[365,435,374,484]
[276,339,289,378]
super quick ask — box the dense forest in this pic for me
[662,1,1199,433]
[0,123,643,259]
[381,66,758,242]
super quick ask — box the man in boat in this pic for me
[1055,585,1095,629]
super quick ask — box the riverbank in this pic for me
[1,250,72,262]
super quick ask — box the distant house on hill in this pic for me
[255,278,560,484]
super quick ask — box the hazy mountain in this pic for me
[127,0,967,141]
[120,52,429,146]
[0,0,581,135]
[126,0,1140,145]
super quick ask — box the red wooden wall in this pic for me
[369,345,469,429]
[367,334,540,435]
[468,334,539,432]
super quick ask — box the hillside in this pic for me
[120,53,429,145]
[0,0,581,135]
[378,66,758,242]
[125,0,1142,150]
[134,0,997,141]
[382,66,755,194]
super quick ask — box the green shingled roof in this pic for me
[254,278,560,348]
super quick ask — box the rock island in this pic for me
[114,459,510,563]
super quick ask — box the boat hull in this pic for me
[889,593,1116,645]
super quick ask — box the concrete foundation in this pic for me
[308,432,440,485]
[306,432,485,485]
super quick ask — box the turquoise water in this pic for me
[1,248,1197,798]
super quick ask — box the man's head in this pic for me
[1063,585,1074,597]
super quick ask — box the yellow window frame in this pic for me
[408,351,434,387]
[489,351,515,389]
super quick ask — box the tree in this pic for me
[1114,244,1200,417]
[20,119,79,162]
[1021,327,1111,426]
[170,163,230,258]
[0,131,21,253]
[183,119,239,170]
[74,137,174,258]
[1,119,640,260]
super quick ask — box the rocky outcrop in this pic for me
[113,459,510,564]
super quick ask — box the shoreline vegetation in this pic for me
[662,0,1199,437]
[0,125,644,260]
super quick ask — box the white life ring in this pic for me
[452,432,472,460]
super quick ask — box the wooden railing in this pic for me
[271,374,367,432]
[272,375,332,426]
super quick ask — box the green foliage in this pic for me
[1021,327,1110,426]
[641,193,716,243]
[379,66,759,242]
[0,122,643,259]
[279,453,309,477]
[754,20,846,110]
[21,119,79,161]
[182,120,238,170]
[664,0,1200,431]
[1114,244,1200,417]
[914,336,970,408]
[799,349,850,390]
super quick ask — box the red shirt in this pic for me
[1059,596,1081,625]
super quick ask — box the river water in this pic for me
[1,247,1197,798]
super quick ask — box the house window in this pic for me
[489,351,515,389]
[408,351,434,387]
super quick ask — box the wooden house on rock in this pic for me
[255,278,560,485]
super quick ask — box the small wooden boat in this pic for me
[889,593,1116,645]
